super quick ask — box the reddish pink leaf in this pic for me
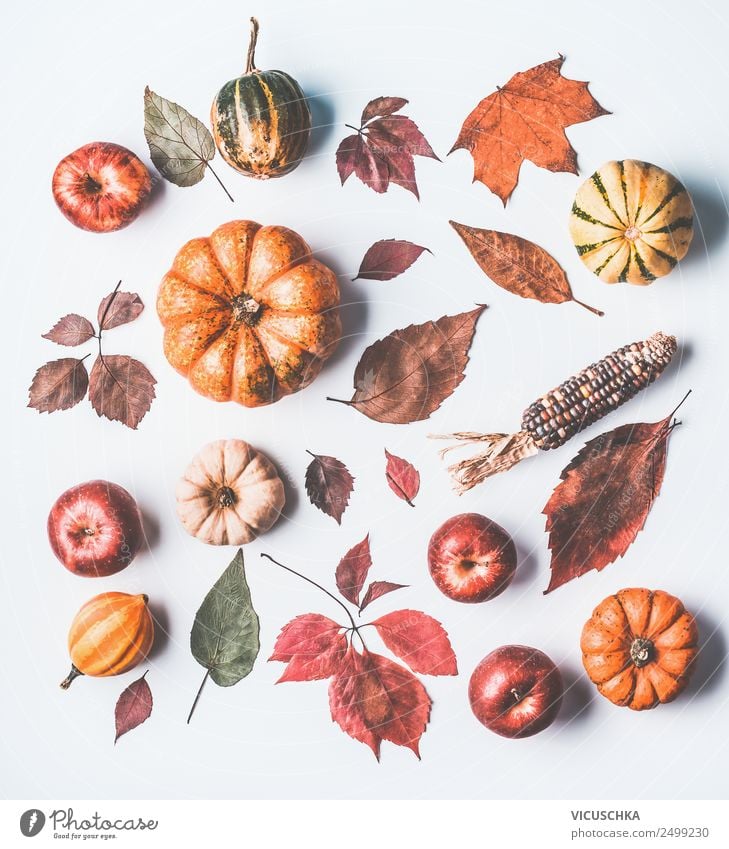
[114,672,153,743]
[371,610,458,676]
[359,581,407,613]
[28,358,89,413]
[304,451,354,524]
[42,314,95,347]
[355,240,430,282]
[384,449,421,505]
[269,613,347,682]
[328,648,382,758]
[361,96,409,124]
[335,535,372,606]
[98,290,144,330]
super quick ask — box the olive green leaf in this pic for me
[187,549,259,722]
[143,86,232,201]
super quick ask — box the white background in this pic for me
[1,0,727,801]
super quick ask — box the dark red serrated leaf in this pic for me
[333,306,486,424]
[42,314,95,346]
[304,452,354,524]
[269,613,347,682]
[361,96,409,124]
[373,115,440,160]
[355,240,430,282]
[371,610,458,676]
[543,412,677,593]
[366,125,420,198]
[336,134,365,185]
[328,647,431,759]
[354,142,389,193]
[335,535,372,606]
[114,672,153,743]
[98,291,144,330]
[359,581,407,613]
[28,358,89,413]
[384,449,420,505]
[88,354,156,429]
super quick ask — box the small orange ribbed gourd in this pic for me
[60,592,154,689]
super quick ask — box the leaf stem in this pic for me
[97,280,123,342]
[187,668,211,724]
[207,163,234,203]
[344,123,363,134]
[572,297,604,317]
[260,553,358,632]
[245,17,259,74]
[326,396,352,406]
[668,389,692,421]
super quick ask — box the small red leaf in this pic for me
[371,610,458,676]
[361,96,409,124]
[28,358,89,413]
[42,314,95,346]
[354,142,389,193]
[336,134,365,185]
[114,672,153,743]
[98,290,144,330]
[359,581,407,613]
[328,648,382,758]
[354,240,430,282]
[269,614,347,682]
[384,449,421,505]
[88,354,156,429]
[335,535,372,606]
[304,451,354,524]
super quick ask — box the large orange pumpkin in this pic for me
[157,220,341,406]
[581,588,698,711]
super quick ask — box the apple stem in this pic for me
[187,668,211,724]
[206,163,234,203]
[260,552,358,632]
[510,688,522,704]
[60,664,83,690]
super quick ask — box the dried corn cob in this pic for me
[434,331,677,492]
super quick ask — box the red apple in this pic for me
[47,480,144,577]
[469,645,563,738]
[52,142,151,232]
[428,513,517,603]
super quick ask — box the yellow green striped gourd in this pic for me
[211,19,311,179]
[569,160,693,285]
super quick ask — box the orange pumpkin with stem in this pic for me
[157,220,341,407]
[581,588,698,710]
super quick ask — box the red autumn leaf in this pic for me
[28,358,89,413]
[336,97,439,198]
[304,451,354,524]
[114,671,153,743]
[98,290,144,330]
[269,613,347,682]
[330,306,486,424]
[328,647,431,760]
[371,610,458,676]
[88,354,156,429]
[384,449,420,506]
[359,581,407,613]
[543,408,680,593]
[450,55,609,205]
[354,240,431,282]
[42,314,95,346]
[335,535,372,606]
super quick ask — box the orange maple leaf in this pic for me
[450,56,609,205]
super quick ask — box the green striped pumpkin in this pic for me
[211,19,311,179]
[569,160,693,285]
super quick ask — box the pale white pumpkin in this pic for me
[176,439,285,545]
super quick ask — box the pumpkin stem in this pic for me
[630,637,654,668]
[245,17,259,74]
[231,294,262,326]
[59,664,83,690]
[217,486,237,508]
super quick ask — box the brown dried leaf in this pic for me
[543,410,679,593]
[354,240,430,282]
[450,56,609,205]
[114,672,153,743]
[42,314,95,346]
[28,358,89,413]
[304,452,354,524]
[451,222,602,316]
[88,354,156,429]
[330,306,486,424]
[98,290,144,330]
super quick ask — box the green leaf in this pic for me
[143,87,233,201]
[188,550,260,721]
